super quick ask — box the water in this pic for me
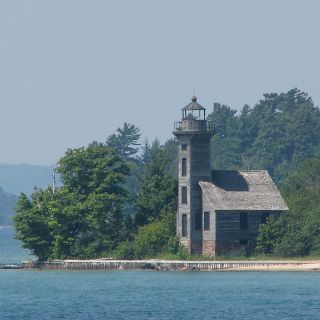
[1,228,320,320]
[0,227,34,264]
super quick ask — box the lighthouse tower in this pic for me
[173,96,215,254]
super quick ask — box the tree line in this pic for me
[14,88,320,260]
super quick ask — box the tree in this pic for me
[163,138,178,178]
[14,143,130,260]
[208,103,243,170]
[207,89,320,183]
[14,190,53,261]
[106,123,143,221]
[106,122,141,160]
[134,146,177,226]
[256,159,320,256]
[114,208,178,259]
[133,209,177,258]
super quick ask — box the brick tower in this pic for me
[173,96,215,254]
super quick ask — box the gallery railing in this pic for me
[174,120,214,132]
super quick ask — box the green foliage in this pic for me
[106,122,143,219]
[208,103,243,169]
[14,191,53,261]
[208,89,320,183]
[256,216,283,254]
[134,145,177,226]
[14,144,130,260]
[115,210,177,259]
[163,138,178,178]
[136,210,176,257]
[106,122,141,160]
[176,243,190,260]
[257,159,320,256]
[113,241,136,260]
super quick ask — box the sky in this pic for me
[0,0,320,165]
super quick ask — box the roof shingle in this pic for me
[199,170,288,211]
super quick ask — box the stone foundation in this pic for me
[185,240,216,255]
[202,240,216,256]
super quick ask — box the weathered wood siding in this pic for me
[177,134,212,254]
[177,135,192,241]
[189,135,211,253]
[215,210,282,255]
[201,188,216,255]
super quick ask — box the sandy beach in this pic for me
[224,261,320,272]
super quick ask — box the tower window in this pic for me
[181,186,187,204]
[195,212,202,231]
[240,212,248,230]
[204,212,210,231]
[181,158,187,176]
[239,239,248,245]
[181,144,187,151]
[182,214,187,237]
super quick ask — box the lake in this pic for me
[1,227,320,320]
[0,226,34,264]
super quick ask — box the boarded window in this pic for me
[239,239,248,245]
[182,214,187,237]
[181,186,187,204]
[195,212,202,231]
[181,144,187,151]
[261,212,270,224]
[181,158,187,176]
[240,212,248,230]
[204,211,210,231]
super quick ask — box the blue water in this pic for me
[0,227,34,264]
[1,270,320,319]
[1,228,320,320]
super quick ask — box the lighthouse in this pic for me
[173,96,215,254]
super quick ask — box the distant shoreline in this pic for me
[0,225,12,229]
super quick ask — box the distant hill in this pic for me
[0,164,54,225]
[0,164,52,196]
[0,187,18,225]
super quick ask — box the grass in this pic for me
[151,252,320,262]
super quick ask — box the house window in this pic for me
[240,212,248,230]
[181,186,187,204]
[182,214,187,237]
[181,144,187,151]
[181,158,187,176]
[195,212,202,231]
[239,239,248,245]
[261,212,270,224]
[204,212,210,231]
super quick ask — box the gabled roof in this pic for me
[182,96,206,111]
[199,170,288,211]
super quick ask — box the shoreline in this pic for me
[19,259,320,272]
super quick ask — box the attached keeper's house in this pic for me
[173,97,288,255]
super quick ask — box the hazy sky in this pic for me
[1,0,320,165]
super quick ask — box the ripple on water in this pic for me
[0,270,320,320]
